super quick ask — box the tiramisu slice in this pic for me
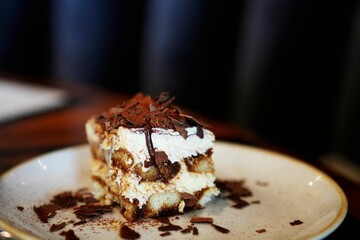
[85,92,219,221]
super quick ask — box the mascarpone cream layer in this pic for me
[86,118,215,167]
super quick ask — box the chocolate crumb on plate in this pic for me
[59,229,80,240]
[16,206,24,211]
[290,220,303,226]
[73,204,113,219]
[33,204,57,223]
[190,217,213,223]
[50,222,66,232]
[211,224,230,234]
[73,220,87,226]
[158,224,182,232]
[155,217,170,224]
[160,232,171,237]
[193,226,199,235]
[231,199,250,209]
[120,225,141,239]
[256,229,266,233]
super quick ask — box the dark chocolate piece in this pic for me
[290,220,303,226]
[59,230,80,240]
[211,224,230,234]
[190,217,213,223]
[50,222,66,232]
[120,225,141,239]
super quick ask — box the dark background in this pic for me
[0,0,359,166]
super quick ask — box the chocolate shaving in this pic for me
[73,220,87,226]
[154,151,169,166]
[181,192,198,207]
[160,232,171,237]
[231,199,250,209]
[216,179,252,212]
[211,224,230,234]
[73,204,113,219]
[190,217,213,223]
[156,217,170,224]
[60,229,80,240]
[256,229,266,233]
[17,206,24,211]
[95,92,209,138]
[144,124,155,167]
[196,126,204,138]
[219,180,252,197]
[120,225,141,239]
[33,204,57,223]
[51,191,77,209]
[158,224,183,231]
[180,226,193,234]
[290,220,303,226]
[50,222,66,232]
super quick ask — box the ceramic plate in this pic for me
[0,141,347,240]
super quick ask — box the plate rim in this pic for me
[0,141,348,240]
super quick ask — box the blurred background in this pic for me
[0,0,359,169]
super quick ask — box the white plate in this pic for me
[0,141,347,240]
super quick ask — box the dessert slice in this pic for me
[85,92,219,221]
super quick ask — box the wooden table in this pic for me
[0,77,359,239]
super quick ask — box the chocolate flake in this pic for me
[154,151,169,165]
[160,232,171,237]
[33,204,57,223]
[73,220,87,226]
[180,226,193,234]
[73,204,113,219]
[231,199,250,209]
[190,217,213,223]
[181,192,198,207]
[196,126,204,138]
[17,206,24,211]
[158,224,183,232]
[144,124,155,168]
[219,180,252,197]
[95,92,209,137]
[59,229,80,240]
[51,191,77,208]
[50,222,66,232]
[193,227,199,235]
[211,224,230,234]
[256,229,266,233]
[120,225,141,239]
[156,217,170,224]
[290,220,303,226]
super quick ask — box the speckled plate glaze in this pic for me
[0,141,347,240]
